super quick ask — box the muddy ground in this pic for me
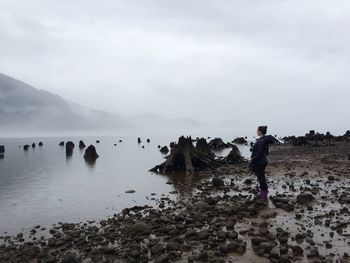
[1,142,350,263]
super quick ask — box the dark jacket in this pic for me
[250,135,279,166]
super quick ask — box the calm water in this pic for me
[0,135,251,235]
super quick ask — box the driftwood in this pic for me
[150,136,223,173]
[208,138,231,150]
[223,145,246,164]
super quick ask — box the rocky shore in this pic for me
[1,140,350,263]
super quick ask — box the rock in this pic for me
[259,242,276,252]
[96,140,100,143]
[219,244,229,254]
[138,138,142,144]
[160,146,169,154]
[23,144,30,150]
[38,142,43,146]
[166,242,179,251]
[65,141,75,156]
[292,245,304,256]
[197,230,209,239]
[44,257,57,263]
[252,237,269,246]
[0,145,4,153]
[83,145,99,163]
[212,177,224,187]
[59,141,64,146]
[155,253,169,263]
[244,178,252,185]
[119,140,122,142]
[297,192,315,204]
[270,246,280,259]
[328,175,335,181]
[61,254,79,263]
[125,190,136,194]
[147,139,151,143]
[79,140,86,149]
[129,222,150,234]
[32,143,36,148]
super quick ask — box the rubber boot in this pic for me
[261,190,268,201]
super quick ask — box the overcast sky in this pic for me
[0,0,349,134]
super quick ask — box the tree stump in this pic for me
[208,138,231,150]
[84,145,99,163]
[223,145,246,164]
[66,141,75,156]
[79,140,86,149]
[150,136,223,173]
[195,138,215,157]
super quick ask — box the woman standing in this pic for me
[250,126,278,201]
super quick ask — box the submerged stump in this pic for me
[84,145,99,163]
[66,141,75,156]
[150,136,223,173]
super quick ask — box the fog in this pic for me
[1,0,350,136]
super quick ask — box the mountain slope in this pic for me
[0,73,129,133]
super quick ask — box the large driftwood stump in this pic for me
[223,145,246,164]
[150,136,223,173]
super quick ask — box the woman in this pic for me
[250,126,278,201]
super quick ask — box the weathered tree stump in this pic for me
[208,138,231,150]
[223,145,246,164]
[232,137,248,145]
[150,136,223,173]
[84,145,99,163]
[66,141,75,156]
[195,138,215,157]
[79,140,86,149]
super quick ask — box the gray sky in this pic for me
[0,0,349,134]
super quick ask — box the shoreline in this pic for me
[1,141,350,262]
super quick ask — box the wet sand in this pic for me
[1,141,350,263]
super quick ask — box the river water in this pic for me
[0,134,251,235]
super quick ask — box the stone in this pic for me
[125,190,136,194]
[155,253,169,263]
[244,178,253,185]
[259,242,276,253]
[129,222,150,234]
[166,242,179,251]
[297,193,315,204]
[61,255,79,263]
[212,177,224,187]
